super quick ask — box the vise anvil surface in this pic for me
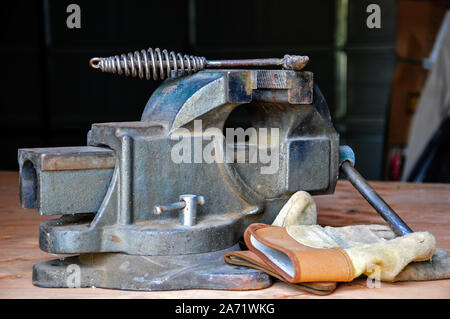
[18,69,339,290]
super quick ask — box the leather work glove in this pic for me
[225,191,449,293]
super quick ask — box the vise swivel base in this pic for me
[18,65,412,290]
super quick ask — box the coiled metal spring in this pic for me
[90,48,207,80]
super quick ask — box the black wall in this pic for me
[1,0,396,180]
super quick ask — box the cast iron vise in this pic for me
[18,48,412,290]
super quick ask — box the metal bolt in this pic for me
[154,194,205,227]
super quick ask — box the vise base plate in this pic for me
[32,245,271,291]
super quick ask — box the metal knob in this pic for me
[154,194,205,227]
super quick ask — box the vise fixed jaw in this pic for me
[18,68,339,290]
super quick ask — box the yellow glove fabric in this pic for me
[275,191,436,282]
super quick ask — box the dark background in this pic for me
[1,0,397,179]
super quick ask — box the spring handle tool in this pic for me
[90,47,309,81]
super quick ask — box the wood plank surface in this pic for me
[0,171,449,299]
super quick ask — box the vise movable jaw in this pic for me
[18,69,339,290]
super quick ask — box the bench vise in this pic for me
[18,48,411,291]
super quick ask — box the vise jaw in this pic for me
[18,69,339,290]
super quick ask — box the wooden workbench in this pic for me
[0,171,449,299]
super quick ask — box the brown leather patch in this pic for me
[244,223,354,283]
[224,250,337,295]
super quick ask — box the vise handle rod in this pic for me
[89,47,309,81]
[340,160,413,236]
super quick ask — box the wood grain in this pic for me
[0,171,449,299]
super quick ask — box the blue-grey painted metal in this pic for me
[18,146,115,215]
[32,244,272,291]
[19,68,340,290]
[19,69,338,256]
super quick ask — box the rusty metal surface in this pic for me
[18,147,115,214]
[206,55,309,71]
[18,69,338,256]
[90,47,309,81]
[18,68,339,291]
[32,245,272,291]
[19,146,115,171]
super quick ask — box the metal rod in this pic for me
[340,161,413,236]
[119,135,133,225]
[179,195,197,227]
[89,47,310,81]
[154,201,186,215]
[206,58,285,68]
